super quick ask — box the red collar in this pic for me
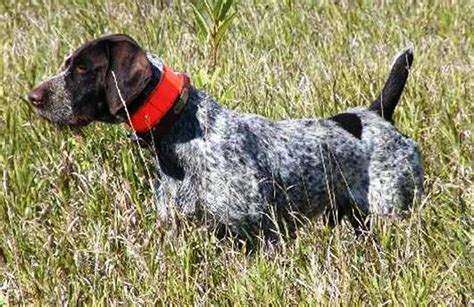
[126,65,190,133]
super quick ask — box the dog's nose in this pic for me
[28,86,47,107]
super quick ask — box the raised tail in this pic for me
[369,48,414,121]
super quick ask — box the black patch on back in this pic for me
[329,113,363,139]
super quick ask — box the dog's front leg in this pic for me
[153,177,176,228]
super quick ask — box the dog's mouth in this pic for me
[68,116,92,127]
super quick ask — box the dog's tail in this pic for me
[369,48,414,121]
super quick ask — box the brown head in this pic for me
[27,34,152,126]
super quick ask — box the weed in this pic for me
[191,0,237,68]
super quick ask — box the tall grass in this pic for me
[1,0,473,304]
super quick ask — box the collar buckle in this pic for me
[173,80,190,114]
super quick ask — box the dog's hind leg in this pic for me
[324,193,369,235]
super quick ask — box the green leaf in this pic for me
[215,11,236,46]
[191,3,210,38]
[213,0,225,19]
[218,0,234,21]
[202,0,215,22]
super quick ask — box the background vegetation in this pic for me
[1,0,473,304]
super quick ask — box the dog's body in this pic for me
[152,87,423,237]
[28,35,423,238]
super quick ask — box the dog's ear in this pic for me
[103,35,152,115]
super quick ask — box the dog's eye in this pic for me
[75,64,88,74]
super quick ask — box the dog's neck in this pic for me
[125,55,220,179]
[136,87,205,141]
[136,88,215,180]
[124,53,191,135]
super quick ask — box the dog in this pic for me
[28,34,423,239]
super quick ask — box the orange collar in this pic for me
[127,65,190,133]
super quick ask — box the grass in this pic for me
[1,0,473,304]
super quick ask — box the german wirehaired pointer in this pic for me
[28,34,423,239]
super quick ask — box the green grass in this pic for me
[1,0,473,304]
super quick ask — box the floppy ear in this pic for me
[103,35,152,115]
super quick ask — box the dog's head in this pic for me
[27,34,152,126]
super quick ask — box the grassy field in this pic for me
[1,0,473,304]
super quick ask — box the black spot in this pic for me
[328,113,362,139]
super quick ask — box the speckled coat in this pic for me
[152,50,423,237]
